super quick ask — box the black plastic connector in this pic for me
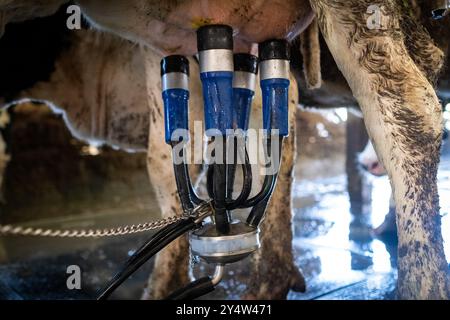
[259,39,290,61]
[234,53,259,74]
[160,55,189,76]
[197,25,233,51]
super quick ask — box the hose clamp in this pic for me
[162,72,189,91]
[233,71,256,91]
[260,59,290,80]
[199,49,234,73]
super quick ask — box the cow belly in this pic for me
[77,0,314,55]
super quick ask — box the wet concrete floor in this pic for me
[0,109,449,300]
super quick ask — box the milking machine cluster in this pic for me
[98,25,291,300]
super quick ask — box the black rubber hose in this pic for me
[185,162,203,205]
[97,220,192,300]
[246,180,277,227]
[122,218,187,267]
[170,143,205,207]
[213,162,230,234]
[173,163,195,211]
[97,218,197,300]
[206,165,214,199]
[239,174,274,208]
[226,149,253,210]
[165,277,215,300]
[212,140,231,234]
[239,137,283,208]
[97,219,195,300]
[226,137,238,202]
[206,149,253,210]
[246,137,284,226]
[170,142,195,211]
[226,164,237,199]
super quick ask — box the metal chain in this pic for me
[0,201,213,238]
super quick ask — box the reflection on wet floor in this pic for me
[1,162,449,300]
[285,155,449,300]
[289,174,396,300]
[205,152,450,300]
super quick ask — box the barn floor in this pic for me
[0,109,449,300]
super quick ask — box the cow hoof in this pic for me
[243,264,306,300]
[373,209,397,239]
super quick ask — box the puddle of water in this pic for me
[289,150,450,300]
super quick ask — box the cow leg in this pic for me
[346,111,371,215]
[374,193,397,237]
[310,0,450,299]
[245,78,306,299]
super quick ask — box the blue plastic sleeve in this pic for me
[232,88,254,131]
[261,78,290,137]
[200,71,233,136]
[162,88,189,144]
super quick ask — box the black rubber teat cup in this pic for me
[160,55,190,144]
[233,53,259,74]
[232,53,258,92]
[196,25,235,235]
[160,55,189,93]
[160,55,189,77]
[196,24,234,74]
[232,53,259,132]
[197,24,234,52]
[196,24,234,133]
[258,39,291,137]
[259,39,290,62]
[258,39,290,81]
